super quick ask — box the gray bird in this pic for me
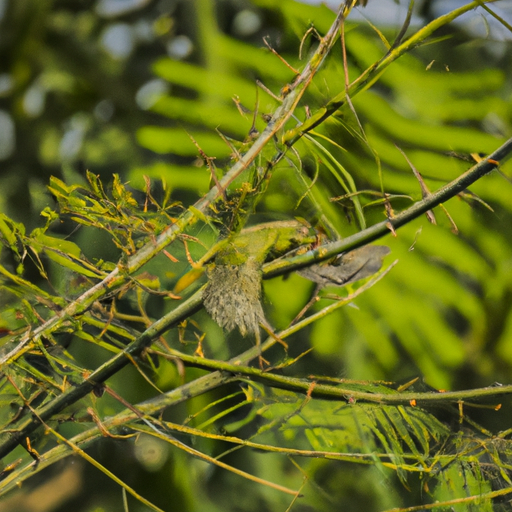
[298,245,390,288]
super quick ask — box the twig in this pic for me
[1,134,511,461]
[283,0,499,145]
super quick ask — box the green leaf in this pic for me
[151,96,251,137]
[111,174,138,209]
[355,92,505,154]
[137,127,232,157]
[153,58,256,104]
[128,163,211,194]
[30,232,105,279]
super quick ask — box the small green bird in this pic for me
[203,220,389,336]
[203,220,312,336]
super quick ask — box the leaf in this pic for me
[128,163,211,194]
[30,232,105,279]
[152,58,257,104]
[151,96,251,137]
[137,126,233,157]
[355,92,505,154]
[111,174,138,209]
[0,214,23,249]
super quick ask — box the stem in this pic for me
[283,0,499,145]
[0,0,509,483]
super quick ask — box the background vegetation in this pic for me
[0,0,512,511]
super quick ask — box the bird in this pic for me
[297,245,390,288]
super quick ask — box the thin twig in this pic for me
[264,139,512,277]
[283,0,499,145]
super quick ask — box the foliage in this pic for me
[1,1,512,511]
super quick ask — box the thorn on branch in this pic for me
[187,132,227,201]
[263,36,300,74]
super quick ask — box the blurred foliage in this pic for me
[1,0,512,511]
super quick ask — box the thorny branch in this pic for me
[0,139,511,463]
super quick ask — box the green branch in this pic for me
[282,0,500,145]
[264,139,512,277]
[1,1,510,491]
[164,354,512,405]
[0,253,383,461]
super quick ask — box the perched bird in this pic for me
[298,245,390,288]
[203,220,312,336]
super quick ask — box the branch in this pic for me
[168,356,512,405]
[283,0,500,145]
[264,139,512,277]
[0,249,383,460]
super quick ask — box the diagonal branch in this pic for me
[283,0,500,145]
[264,140,512,277]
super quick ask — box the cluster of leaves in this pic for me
[1,1,512,512]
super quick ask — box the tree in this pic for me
[0,1,512,511]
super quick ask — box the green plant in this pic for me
[1,1,512,511]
